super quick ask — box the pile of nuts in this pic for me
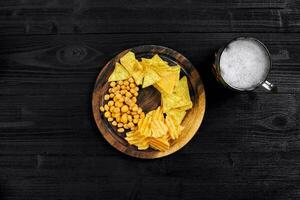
[100,77,145,133]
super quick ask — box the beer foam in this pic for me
[220,39,270,90]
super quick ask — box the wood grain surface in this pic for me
[0,0,300,199]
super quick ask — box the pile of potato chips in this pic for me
[107,51,193,151]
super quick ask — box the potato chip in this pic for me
[125,131,142,145]
[165,115,178,140]
[125,131,149,150]
[151,119,168,138]
[139,112,152,137]
[166,114,184,140]
[108,62,130,82]
[152,106,162,119]
[148,136,170,151]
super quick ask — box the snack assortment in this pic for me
[100,51,193,151]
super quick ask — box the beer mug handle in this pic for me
[261,80,276,92]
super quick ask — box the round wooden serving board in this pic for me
[92,45,206,159]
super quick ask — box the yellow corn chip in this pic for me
[161,75,193,112]
[154,66,180,94]
[151,54,169,67]
[153,84,165,94]
[131,62,144,85]
[108,62,130,82]
[176,101,193,111]
[174,76,193,110]
[119,51,136,74]
[120,51,144,85]
[166,109,186,125]
[140,58,153,67]
[161,92,183,112]
[142,68,160,88]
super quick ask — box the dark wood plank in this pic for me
[0,0,300,34]
[1,152,300,200]
[0,33,299,93]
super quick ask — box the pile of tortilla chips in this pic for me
[108,51,193,151]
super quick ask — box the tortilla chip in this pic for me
[176,101,193,111]
[166,109,186,125]
[108,62,130,82]
[142,68,161,88]
[140,58,153,66]
[174,76,192,108]
[161,76,193,112]
[120,51,144,85]
[154,66,180,94]
[130,60,144,85]
[161,92,182,112]
[151,54,169,66]
[120,51,136,74]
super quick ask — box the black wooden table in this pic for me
[1,1,299,199]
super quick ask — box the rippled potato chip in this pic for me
[148,135,170,151]
[126,131,149,150]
